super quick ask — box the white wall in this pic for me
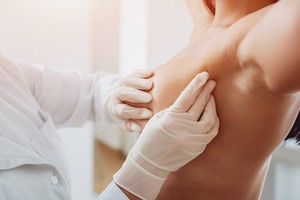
[261,143,300,200]
[0,1,94,199]
[119,0,148,75]
[91,0,120,73]
[0,0,91,69]
[147,0,193,67]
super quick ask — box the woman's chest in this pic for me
[149,28,249,115]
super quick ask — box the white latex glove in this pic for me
[113,72,219,200]
[108,69,154,133]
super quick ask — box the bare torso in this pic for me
[129,2,300,200]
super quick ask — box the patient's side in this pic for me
[129,1,300,200]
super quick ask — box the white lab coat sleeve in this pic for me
[97,182,129,200]
[11,58,120,127]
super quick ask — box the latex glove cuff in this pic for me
[113,151,168,200]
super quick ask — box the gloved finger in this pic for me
[114,104,153,119]
[187,80,216,121]
[207,116,219,138]
[123,121,132,132]
[169,72,209,113]
[131,69,154,78]
[193,117,220,146]
[120,77,153,90]
[108,96,120,115]
[123,120,135,132]
[117,86,152,103]
[198,96,218,133]
[126,120,143,133]
[185,117,220,145]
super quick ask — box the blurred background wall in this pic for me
[0,0,299,199]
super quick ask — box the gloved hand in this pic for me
[108,69,154,133]
[113,72,220,200]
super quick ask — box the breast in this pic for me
[129,32,233,127]
[128,58,204,127]
[130,58,212,127]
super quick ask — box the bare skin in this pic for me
[126,0,300,199]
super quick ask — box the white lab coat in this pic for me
[0,54,127,200]
[97,182,129,200]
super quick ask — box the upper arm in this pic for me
[239,0,300,94]
[186,0,214,26]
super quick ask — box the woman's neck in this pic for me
[212,0,277,27]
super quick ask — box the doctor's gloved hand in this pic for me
[113,72,220,200]
[108,69,154,133]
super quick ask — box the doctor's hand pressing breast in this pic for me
[108,69,154,133]
[100,72,219,200]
